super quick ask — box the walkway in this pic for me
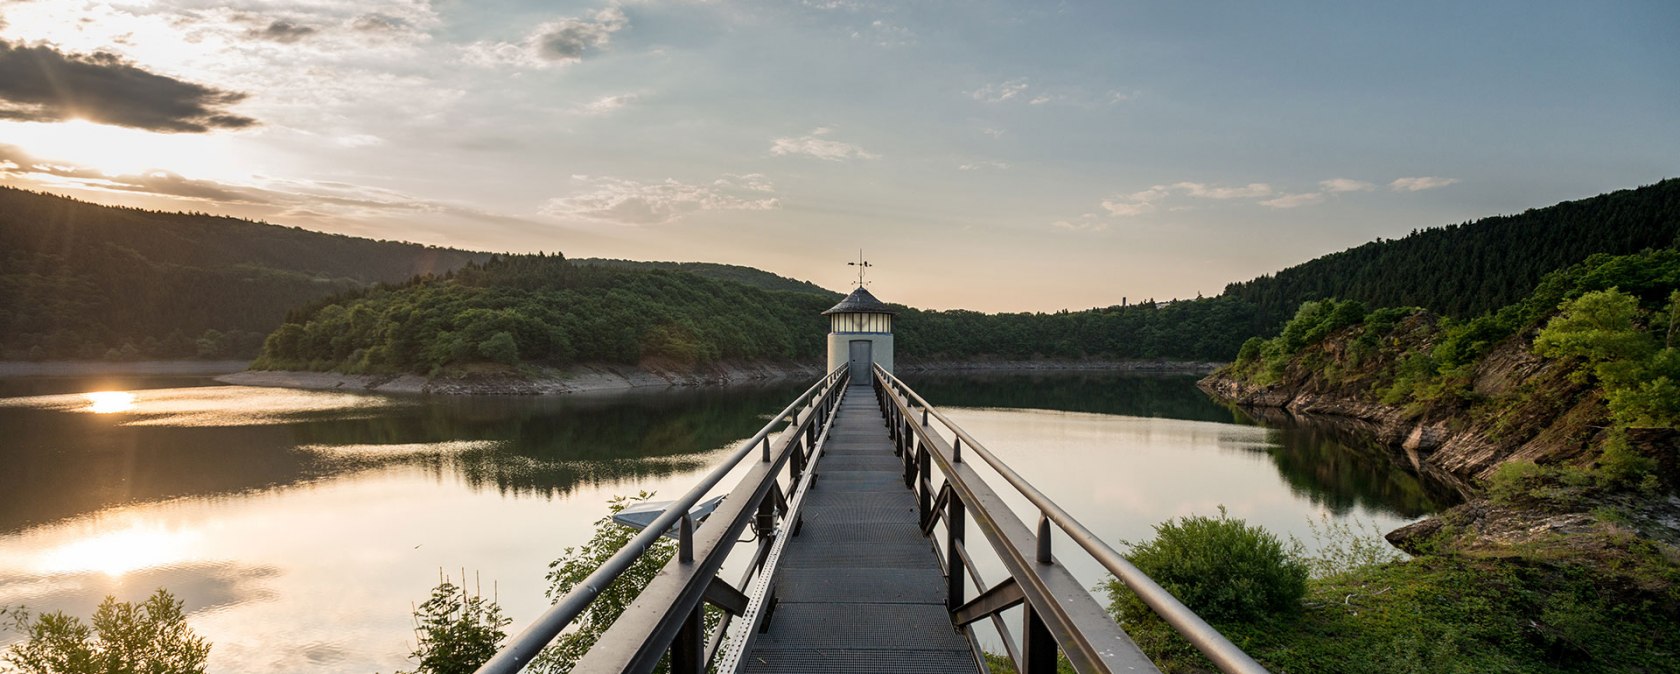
[742,384,979,674]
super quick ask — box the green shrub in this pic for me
[1487,460,1549,505]
[2,589,209,674]
[1106,507,1307,625]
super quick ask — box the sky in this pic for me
[1,0,1677,312]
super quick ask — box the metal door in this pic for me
[848,340,872,383]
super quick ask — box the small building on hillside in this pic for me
[824,287,895,381]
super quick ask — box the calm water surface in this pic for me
[0,372,1454,672]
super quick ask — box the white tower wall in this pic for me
[827,332,894,377]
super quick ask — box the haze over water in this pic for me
[0,373,1451,673]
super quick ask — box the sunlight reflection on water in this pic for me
[0,386,407,426]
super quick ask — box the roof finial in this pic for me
[848,249,872,288]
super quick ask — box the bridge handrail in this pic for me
[874,364,1268,674]
[473,365,848,674]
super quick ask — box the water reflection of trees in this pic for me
[0,383,808,532]
[902,372,1458,519]
[1232,407,1461,518]
[290,384,806,498]
[900,372,1244,423]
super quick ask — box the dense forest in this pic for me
[254,253,1262,372]
[1225,178,1680,334]
[0,188,488,360]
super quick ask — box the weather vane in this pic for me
[848,250,873,287]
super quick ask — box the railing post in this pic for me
[1036,513,1052,564]
[1022,603,1057,674]
[945,492,965,612]
[903,439,917,488]
[917,443,932,524]
[679,514,695,564]
[669,604,705,674]
[952,435,962,463]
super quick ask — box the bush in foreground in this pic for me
[2,589,209,674]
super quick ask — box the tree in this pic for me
[528,493,677,673]
[2,589,210,674]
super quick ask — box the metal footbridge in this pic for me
[475,366,1268,674]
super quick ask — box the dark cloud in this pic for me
[534,7,626,61]
[0,40,257,133]
[252,20,316,43]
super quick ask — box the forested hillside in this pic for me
[0,188,488,360]
[574,258,839,297]
[253,255,836,372]
[1224,179,1680,334]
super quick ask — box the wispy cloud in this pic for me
[465,6,628,67]
[1260,192,1325,209]
[970,78,1029,103]
[575,92,641,116]
[1051,213,1107,232]
[852,20,915,48]
[541,174,780,225]
[1171,181,1272,199]
[1389,176,1459,192]
[958,160,1008,171]
[770,127,878,161]
[1319,178,1374,193]
[1099,181,1271,217]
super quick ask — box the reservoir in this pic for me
[0,371,1452,673]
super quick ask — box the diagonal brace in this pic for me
[952,576,1024,627]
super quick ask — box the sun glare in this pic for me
[35,523,200,578]
[1,120,251,182]
[85,391,137,414]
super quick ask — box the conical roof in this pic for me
[822,286,896,315]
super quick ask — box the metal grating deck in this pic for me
[742,385,980,674]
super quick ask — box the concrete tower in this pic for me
[824,287,894,382]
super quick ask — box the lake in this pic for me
[0,371,1455,672]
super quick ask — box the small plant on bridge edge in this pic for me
[395,571,510,674]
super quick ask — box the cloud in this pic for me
[466,6,628,67]
[0,40,256,133]
[1260,192,1326,209]
[0,144,533,229]
[770,128,878,161]
[1051,214,1107,232]
[970,78,1029,103]
[853,20,915,47]
[1170,181,1272,199]
[1099,181,1270,216]
[541,174,780,225]
[1319,178,1374,193]
[1100,186,1169,217]
[576,93,640,115]
[536,7,628,61]
[980,127,1005,138]
[1389,176,1459,192]
[958,160,1008,171]
[250,20,316,43]
[350,13,409,32]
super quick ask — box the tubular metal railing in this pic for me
[474,365,849,674]
[872,364,1269,674]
